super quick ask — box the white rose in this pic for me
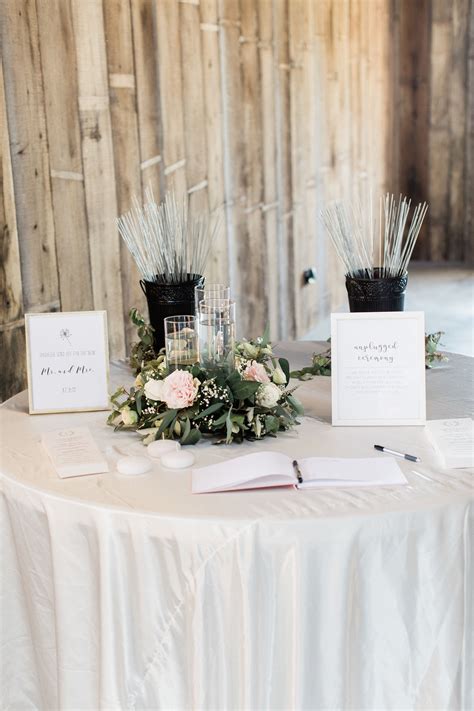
[121,406,138,426]
[144,378,165,401]
[256,382,282,408]
[272,365,287,385]
[243,342,259,358]
[134,373,144,387]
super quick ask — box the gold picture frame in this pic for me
[25,310,110,415]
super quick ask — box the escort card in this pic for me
[25,311,109,414]
[331,312,426,426]
[426,418,474,469]
[42,426,109,478]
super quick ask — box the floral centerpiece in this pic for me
[108,310,303,445]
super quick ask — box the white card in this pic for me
[25,311,109,414]
[42,427,109,478]
[331,312,426,426]
[426,418,474,469]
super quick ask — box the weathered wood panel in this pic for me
[398,0,431,260]
[71,0,125,358]
[130,0,163,201]
[103,0,145,349]
[36,0,93,313]
[239,0,267,337]
[257,0,279,338]
[465,0,474,266]
[1,0,472,400]
[0,59,26,400]
[218,0,246,335]
[154,0,187,196]
[199,0,228,285]
[273,0,295,338]
[180,0,210,224]
[1,0,59,311]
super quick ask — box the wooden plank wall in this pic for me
[1,0,472,400]
[396,0,474,262]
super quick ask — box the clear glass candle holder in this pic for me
[194,283,231,314]
[164,316,198,371]
[197,299,236,374]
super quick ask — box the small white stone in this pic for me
[147,439,181,459]
[116,456,152,476]
[161,450,195,470]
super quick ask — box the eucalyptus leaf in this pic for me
[182,428,201,445]
[156,409,178,437]
[230,379,261,400]
[278,357,290,382]
[193,402,224,420]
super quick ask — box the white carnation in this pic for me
[121,406,138,426]
[255,382,281,408]
[144,378,164,401]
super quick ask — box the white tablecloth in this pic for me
[1,344,472,710]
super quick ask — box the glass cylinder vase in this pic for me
[197,300,236,375]
[164,315,198,371]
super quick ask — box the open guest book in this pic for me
[192,451,407,494]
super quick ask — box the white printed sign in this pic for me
[331,312,426,426]
[25,311,109,414]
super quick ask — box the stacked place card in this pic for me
[42,426,109,478]
[426,418,474,469]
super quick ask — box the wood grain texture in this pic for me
[1,0,472,401]
[199,0,228,285]
[155,0,187,195]
[465,0,474,265]
[0,60,23,328]
[103,0,145,349]
[130,0,163,201]
[37,0,93,313]
[273,0,296,338]
[239,0,266,337]
[257,0,279,338]
[1,0,59,310]
[71,0,125,358]
[218,0,246,335]
[0,58,26,399]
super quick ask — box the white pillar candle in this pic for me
[147,439,181,459]
[161,450,195,469]
[116,456,152,476]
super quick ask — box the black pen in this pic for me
[293,459,304,484]
[374,445,421,463]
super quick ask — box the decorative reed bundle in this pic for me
[117,188,219,284]
[321,193,428,278]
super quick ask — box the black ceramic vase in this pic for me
[140,274,204,351]
[345,269,408,312]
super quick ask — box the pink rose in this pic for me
[243,360,270,383]
[161,369,199,409]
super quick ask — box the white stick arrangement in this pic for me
[321,193,428,279]
[118,188,219,284]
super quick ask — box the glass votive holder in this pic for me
[164,316,198,372]
[197,299,236,374]
[194,283,231,314]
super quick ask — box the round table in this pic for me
[1,344,472,710]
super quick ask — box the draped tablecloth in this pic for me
[1,343,472,710]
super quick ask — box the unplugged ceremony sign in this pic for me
[25,311,109,414]
[331,312,426,426]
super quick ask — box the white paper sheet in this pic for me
[42,426,109,478]
[426,418,474,469]
[331,312,426,426]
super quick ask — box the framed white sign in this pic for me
[331,311,426,426]
[25,311,109,414]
